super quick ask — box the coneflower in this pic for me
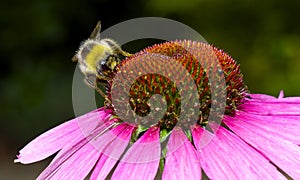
[15,40,300,180]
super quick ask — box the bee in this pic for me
[72,21,132,98]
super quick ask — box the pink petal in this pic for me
[248,93,277,100]
[162,128,201,180]
[278,90,284,98]
[49,119,116,165]
[247,93,300,103]
[90,124,135,180]
[38,141,101,180]
[248,91,285,100]
[15,108,111,164]
[37,120,117,179]
[111,126,161,180]
[234,110,300,144]
[15,120,79,164]
[276,97,300,102]
[224,116,300,179]
[240,98,300,115]
[77,108,113,135]
[192,125,286,180]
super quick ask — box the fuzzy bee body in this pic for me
[72,21,131,98]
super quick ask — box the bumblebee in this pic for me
[72,21,131,98]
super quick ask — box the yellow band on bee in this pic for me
[86,44,111,72]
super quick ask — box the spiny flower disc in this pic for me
[106,40,248,130]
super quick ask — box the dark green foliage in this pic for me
[1,0,299,145]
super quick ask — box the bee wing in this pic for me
[72,21,101,62]
[89,21,101,40]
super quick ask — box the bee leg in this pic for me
[84,74,106,98]
[118,49,132,57]
[102,38,132,57]
[96,81,112,106]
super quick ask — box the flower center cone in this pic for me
[106,40,248,131]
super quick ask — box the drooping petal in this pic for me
[37,119,117,179]
[38,140,101,180]
[192,125,286,180]
[162,128,201,180]
[234,110,300,144]
[111,126,161,180]
[15,119,79,164]
[240,97,300,115]
[49,119,116,166]
[15,108,110,164]
[224,116,300,179]
[90,123,135,180]
[77,108,113,135]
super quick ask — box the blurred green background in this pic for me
[0,0,299,179]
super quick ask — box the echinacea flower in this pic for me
[15,40,300,180]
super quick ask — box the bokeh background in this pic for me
[1,0,299,179]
